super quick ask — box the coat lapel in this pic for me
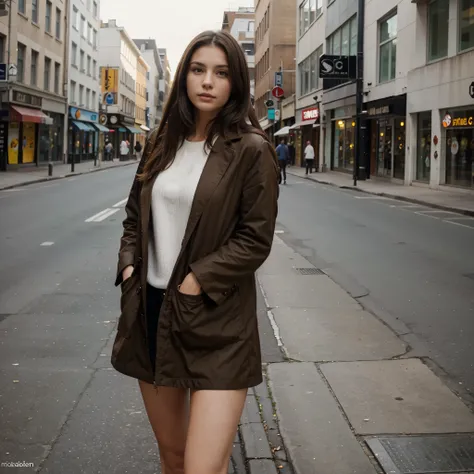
[181,135,240,249]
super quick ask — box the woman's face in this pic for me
[186,45,232,117]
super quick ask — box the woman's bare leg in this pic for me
[139,381,189,474]
[184,389,247,474]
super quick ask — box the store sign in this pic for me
[100,67,118,105]
[302,107,319,122]
[442,112,474,128]
[368,105,391,116]
[12,90,42,108]
[319,55,357,79]
[69,107,98,122]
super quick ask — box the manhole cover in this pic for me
[366,435,474,474]
[294,268,325,275]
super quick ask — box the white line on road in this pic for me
[445,220,474,230]
[85,208,112,222]
[418,210,459,215]
[113,198,128,208]
[414,211,440,219]
[40,241,55,246]
[95,208,120,221]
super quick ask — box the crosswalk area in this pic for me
[84,198,127,223]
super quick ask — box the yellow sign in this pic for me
[22,123,36,164]
[101,67,118,104]
[443,113,474,128]
[8,122,19,164]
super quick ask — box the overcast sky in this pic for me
[100,0,253,75]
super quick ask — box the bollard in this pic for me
[94,155,97,167]
[71,156,75,173]
[48,163,53,177]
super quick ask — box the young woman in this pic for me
[112,30,279,474]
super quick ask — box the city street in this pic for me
[1,166,474,473]
[278,173,474,402]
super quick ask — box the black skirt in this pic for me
[145,283,166,372]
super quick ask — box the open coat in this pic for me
[111,128,279,390]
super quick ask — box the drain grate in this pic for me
[294,268,325,275]
[366,435,474,474]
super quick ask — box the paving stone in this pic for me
[240,423,273,459]
[240,394,262,424]
[248,459,279,474]
[321,359,474,435]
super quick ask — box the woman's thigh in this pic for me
[139,381,189,466]
[185,389,247,474]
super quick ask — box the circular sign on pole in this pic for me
[272,86,284,99]
[105,92,114,105]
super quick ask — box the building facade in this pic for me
[255,0,297,137]
[222,7,256,99]
[98,19,145,154]
[67,0,104,163]
[135,54,149,146]
[158,48,171,108]
[0,0,68,170]
[134,39,165,130]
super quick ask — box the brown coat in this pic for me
[111,129,279,390]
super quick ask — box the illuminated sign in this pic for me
[100,67,118,105]
[443,112,474,128]
[302,107,319,122]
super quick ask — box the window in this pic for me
[71,42,77,67]
[299,0,311,35]
[80,50,85,71]
[341,21,350,54]
[32,0,38,23]
[316,0,323,17]
[0,35,4,63]
[416,112,431,182]
[79,85,84,105]
[88,23,92,44]
[87,55,91,75]
[309,0,316,23]
[44,57,51,91]
[55,8,61,39]
[92,60,96,78]
[17,43,26,82]
[299,45,323,97]
[92,91,96,109]
[350,16,357,53]
[73,6,78,30]
[18,0,25,14]
[86,88,90,108]
[45,1,52,33]
[81,15,86,38]
[31,50,38,86]
[427,0,449,61]
[459,0,474,51]
[242,43,255,55]
[93,1,98,18]
[70,80,76,103]
[54,62,60,94]
[93,29,97,48]
[379,13,397,83]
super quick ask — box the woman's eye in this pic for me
[217,71,229,77]
[192,67,203,73]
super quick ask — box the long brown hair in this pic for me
[139,30,263,181]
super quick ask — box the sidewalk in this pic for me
[0,158,138,191]
[247,235,474,474]
[287,167,474,216]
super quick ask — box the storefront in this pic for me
[442,109,474,189]
[68,107,101,163]
[292,106,320,168]
[330,106,356,173]
[366,95,407,180]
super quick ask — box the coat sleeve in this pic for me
[190,139,279,305]
[114,129,158,286]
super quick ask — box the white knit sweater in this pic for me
[147,140,209,289]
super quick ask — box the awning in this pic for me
[125,125,143,134]
[10,105,53,125]
[118,127,127,132]
[91,123,111,133]
[72,120,95,132]
[290,119,316,130]
[274,126,291,137]
[140,124,151,132]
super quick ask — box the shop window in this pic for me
[428,0,449,61]
[332,119,355,172]
[379,13,397,83]
[393,119,406,179]
[445,110,474,188]
[376,120,393,177]
[416,112,432,182]
[459,0,474,51]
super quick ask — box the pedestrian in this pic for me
[113,30,279,474]
[304,140,315,175]
[275,138,289,184]
[105,140,113,161]
[120,139,129,161]
[134,140,143,160]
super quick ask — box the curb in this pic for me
[0,161,137,191]
[287,170,474,217]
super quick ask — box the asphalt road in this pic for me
[0,166,282,473]
[277,173,474,403]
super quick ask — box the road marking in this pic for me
[113,198,128,208]
[275,230,285,234]
[414,211,440,219]
[85,208,120,222]
[41,241,55,246]
[353,196,391,200]
[445,220,474,230]
[40,183,59,189]
[419,210,458,215]
[67,178,76,182]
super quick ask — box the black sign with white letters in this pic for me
[319,55,357,79]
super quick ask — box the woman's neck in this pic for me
[191,111,215,141]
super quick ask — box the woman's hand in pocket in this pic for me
[122,265,134,283]
[179,272,202,296]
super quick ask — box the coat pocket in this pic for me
[117,273,141,338]
[171,287,242,351]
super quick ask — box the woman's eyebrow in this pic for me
[190,61,228,68]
